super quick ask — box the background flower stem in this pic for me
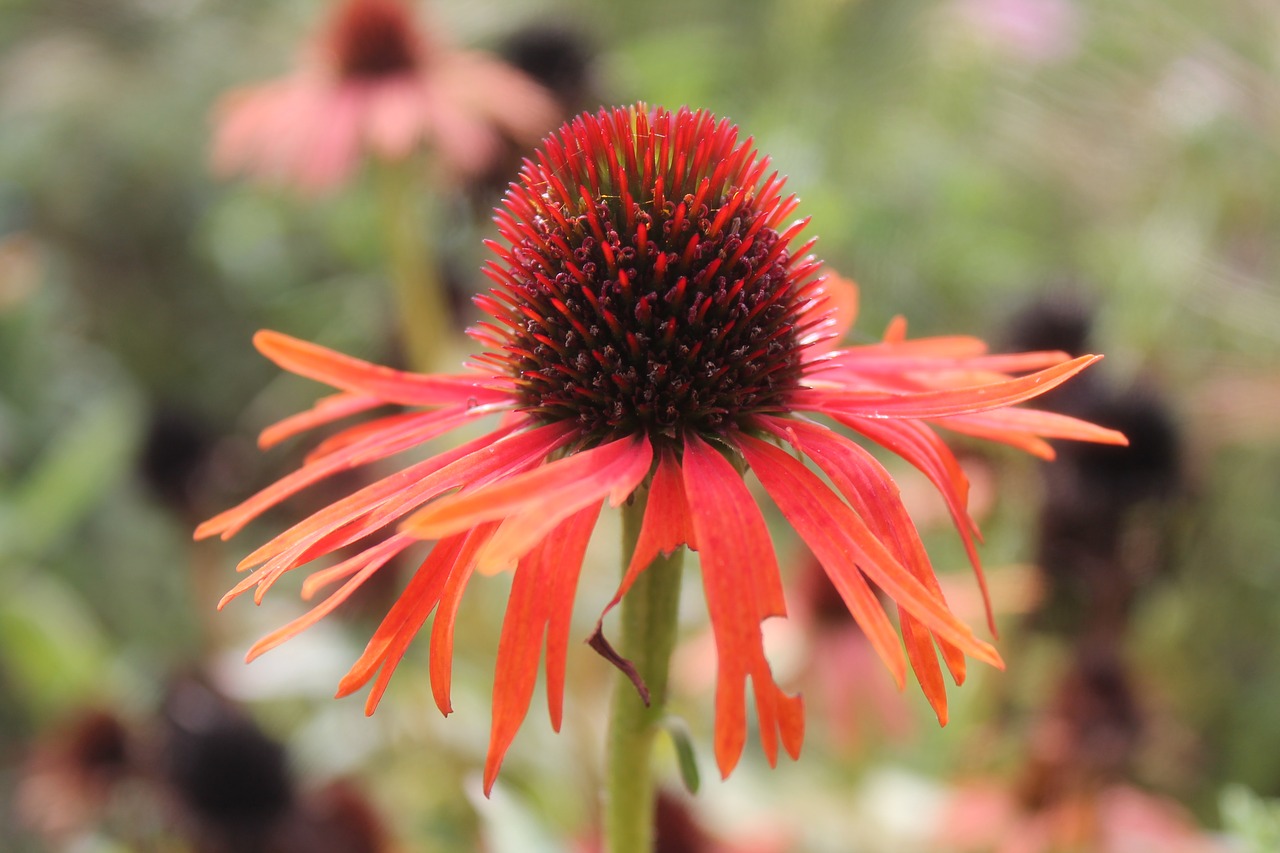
[377,158,452,373]
[605,491,685,853]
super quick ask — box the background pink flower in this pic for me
[211,0,559,192]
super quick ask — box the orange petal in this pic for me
[761,415,970,698]
[258,392,383,449]
[231,419,554,576]
[429,523,499,716]
[482,503,599,796]
[335,534,465,711]
[253,330,512,407]
[600,448,693,622]
[683,433,800,777]
[832,414,995,636]
[403,434,648,543]
[936,408,1130,456]
[243,533,414,663]
[736,434,1002,671]
[901,615,948,725]
[473,435,652,573]
[196,406,485,541]
[794,355,1103,419]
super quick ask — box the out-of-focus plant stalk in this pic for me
[377,160,452,373]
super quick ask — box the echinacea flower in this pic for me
[197,104,1126,794]
[212,0,559,192]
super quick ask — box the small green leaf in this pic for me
[661,715,700,795]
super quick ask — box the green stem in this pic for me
[376,160,453,373]
[605,493,684,853]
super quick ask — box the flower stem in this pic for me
[605,493,684,853]
[376,159,453,373]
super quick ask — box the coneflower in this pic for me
[211,0,558,192]
[198,104,1125,852]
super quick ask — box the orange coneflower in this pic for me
[197,104,1125,794]
[212,0,558,192]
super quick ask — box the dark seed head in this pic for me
[475,105,825,447]
[161,679,294,830]
[327,0,423,81]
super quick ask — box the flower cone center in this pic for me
[329,0,423,80]
[482,108,817,447]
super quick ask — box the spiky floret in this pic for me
[470,105,825,446]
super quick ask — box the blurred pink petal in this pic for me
[955,0,1081,64]
[210,0,559,193]
[939,782,1226,853]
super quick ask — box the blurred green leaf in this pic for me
[6,391,140,560]
[0,570,109,715]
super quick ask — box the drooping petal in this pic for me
[445,51,562,147]
[195,405,490,541]
[542,506,601,731]
[429,523,500,716]
[935,407,1130,458]
[682,433,803,778]
[829,413,996,634]
[210,86,273,177]
[481,569,541,793]
[735,434,1002,671]
[364,76,425,159]
[296,83,364,192]
[335,533,468,712]
[813,345,1072,379]
[472,436,652,574]
[219,421,570,610]
[746,437,907,688]
[482,503,600,795]
[793,355,1102,419]
[258,392,385,449]
[243,532,416,663]
[758,416,968,716]
[227,419,561,575]
[254,79,327,182]
[900,616,949,723]
[403,434,651,545]
[253,330,512,407]
[602,447,695,618]
[418,75,505,177]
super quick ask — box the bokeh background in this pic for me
[2,0,1279,850]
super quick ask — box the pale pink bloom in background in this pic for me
[954,0,1081,64]
[939,781,1226,853]
[212,0,559,192]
